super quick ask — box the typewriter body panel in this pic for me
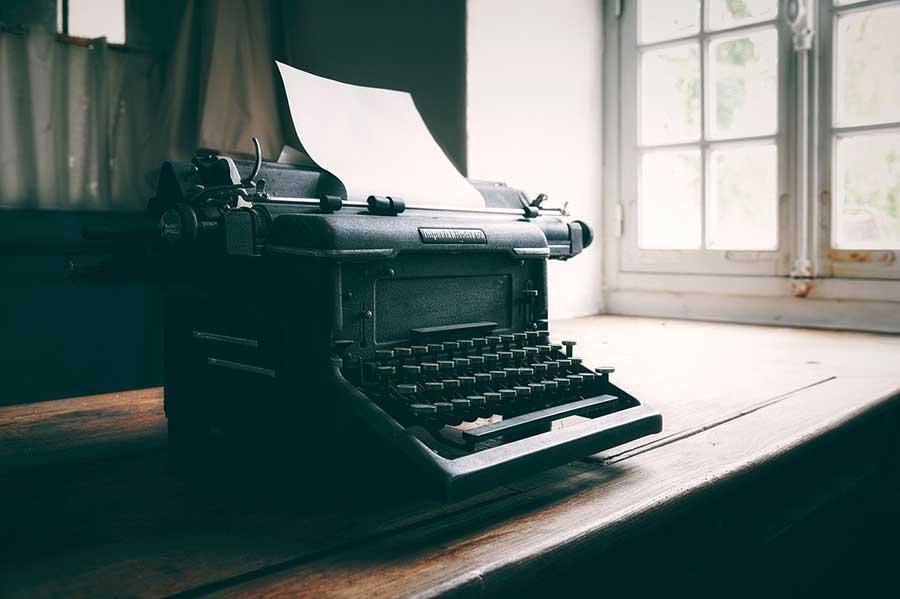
[154,152,661,499]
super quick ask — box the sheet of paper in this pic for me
[276,62,484,208]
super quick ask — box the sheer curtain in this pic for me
[0,27,164,210]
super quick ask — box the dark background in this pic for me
[0,0,466,405]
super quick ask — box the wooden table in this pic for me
[2,316,900,598]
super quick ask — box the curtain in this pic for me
[0,0,285,211]
[0,28,165,210]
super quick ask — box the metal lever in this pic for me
[240,137,262,185]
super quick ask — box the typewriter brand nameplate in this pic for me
[419,228,487,244]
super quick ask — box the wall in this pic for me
[467,0,604,319]
[276,0,467,172]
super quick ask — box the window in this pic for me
[57,0,126,45]
[617,0,790,275]
[820,0,900,278]
[607,1,900,319]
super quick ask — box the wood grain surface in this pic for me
[1,316,899,598]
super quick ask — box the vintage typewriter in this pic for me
[146,141,661,499]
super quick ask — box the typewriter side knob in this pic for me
[159,204,198,245]
[574,220,594,249]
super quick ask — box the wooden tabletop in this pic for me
[2,316,900,598]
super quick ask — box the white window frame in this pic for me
[602,0,900,333]
[618,0,793,275]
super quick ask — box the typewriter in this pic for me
[146,141,662,499]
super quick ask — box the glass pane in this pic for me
[708,28,778,139]
[639,0,700,45]
[707,0,777,31]
[834,5,900,127]
[834,132,900,249]
[66,0,126,44]
[639,149,702,249]
[708,144,778,250]
[640,43,701,145]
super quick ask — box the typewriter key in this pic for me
[533,363,548,374]
[513,332,528,343]
[542,379,559,391]
[550,344,563,353]
[458,375,476,387]
[498,351,513,363]
[443,379,460,390]
[528,383,545,394]
[458,339,474,351]
[472,337,487,348]
[595,366,615,374]
[500,334,515,346]
[555,377,570,388]
[454,358,470,369]
[483,353,499,364]
[519,367,534,377]
[410,403,437,415]
[503,367,519,378]
[562,340,577,357]
[452,398,471,410]
[526,331,541,341]
[546,361,560,372]
[428,343,444,354]
[524,347,538,358]
[411,345,428,356]
[444,341,460,352]
[567,374,584,384]
[580,371,596,382]
[400,365,421,377]
[490,370,506,380]
[433,402,453,413]
[468,355,485,367]
[375,350,394,360]
[424,381,444,392]
[397,384,417,395]
[557,359,572,369]
[510,349,526,361]
[485,336,501,347]
[421,362,440,373]
[513,386,531,397]
[571,357,583,366]
[499,389,517,401]
[483,392,501,405]
[437,360,455,371]
[394,347,412,358]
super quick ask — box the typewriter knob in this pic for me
[574,220,594,249]
[159,204,198,245]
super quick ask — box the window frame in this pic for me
[602,0,900,333]
[816,0,900,279]
[618,0,794,276]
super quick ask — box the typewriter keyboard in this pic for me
[357,332,620,443]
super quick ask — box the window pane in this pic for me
[708,144,778,250]
[640,43,701,145]
[834,5,900,127]
[639,149,702,249]
[707,0,777,31]
[834,132,900,249]
[639,0,700,45]
[708,28,778,139]
[66,0,126,44]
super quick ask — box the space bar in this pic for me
[461,395,619,443]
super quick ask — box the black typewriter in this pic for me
[142,141,661,499]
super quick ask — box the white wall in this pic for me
[467,0,604,318]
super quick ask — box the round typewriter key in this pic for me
[513,385,531,397]
[580,372,596,382]
[475,372,492,384]
[400,365,421,376]
[458,339,474,350]
[421,362,439,373]
[412,345,428,356]
[428,343,444,354]
[562,340,577,356]
[486,336,501,346]
[526,331,541,341]
[466,395,485,407]
[595,366,615,374]
[524,347,538,358]
[483,392,501,404]
[484,353,499,363]
[519,367,534,377]
[443,341,459,352]
[567,374,583,384]
[498,351,513,362]
[529,383,545,394]
[437,360,454,371]
[472,337,486,347]
[546,361,560,372]
[499,389,517,401]
[454,358,470,369]
[533,363,548,374]
[433,402,453,413]
[376,366,396,379]
[511,349,526,360]
[374,350,394,360]
[542,379,559,391]
[443,379,460,389]
[458,375,476,387]
[504,367,519,378]
[513,332,528,343]
[555,377,571,388]
[557,359,572,369]
[571,357,583,366]
[410,403,437,415]
[397,384,417,395]
[424,381,444,392]
[550,344,563,352]
[394,347,412,358]
[537,344,552,353]
[451,398,471,410]
[490,370,506,380]
[468,355,485,367]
